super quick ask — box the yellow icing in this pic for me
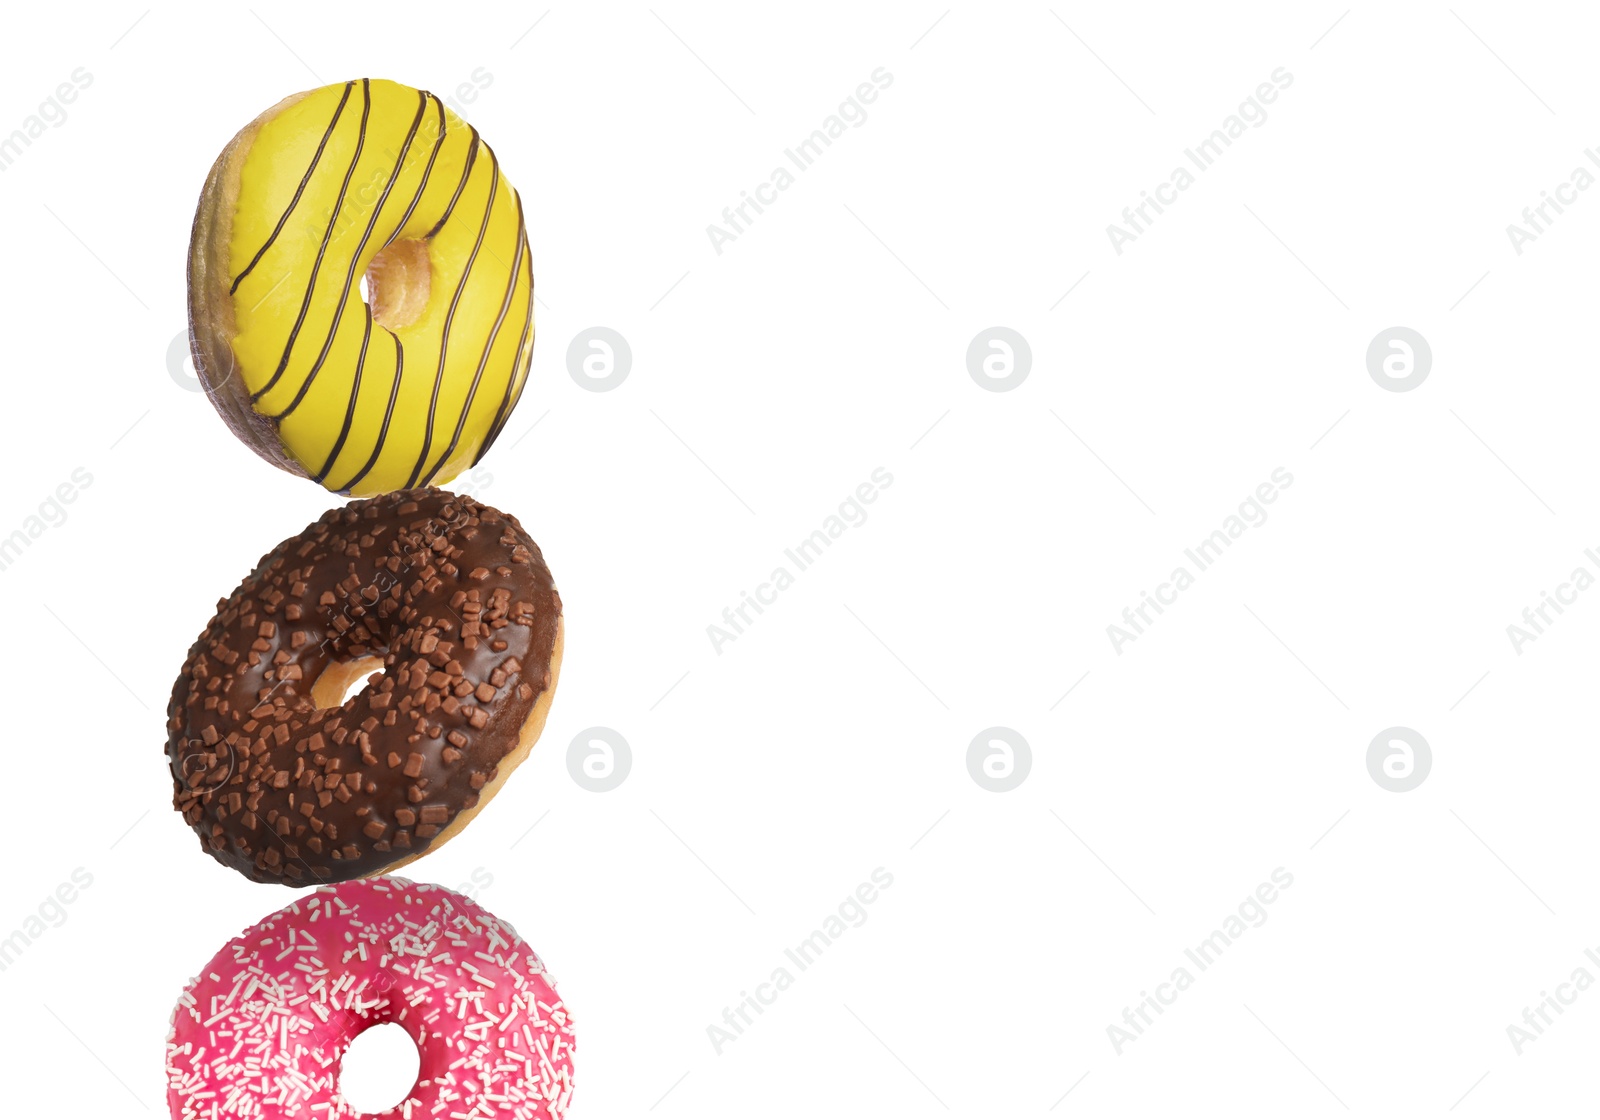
[226,79,532,495]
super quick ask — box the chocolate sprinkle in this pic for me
[165,489,560,884]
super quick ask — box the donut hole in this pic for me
[310,654,387,709]
[338,1022,420,1114]
[363,239,432,331]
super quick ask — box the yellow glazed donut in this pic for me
[188,78,533,496]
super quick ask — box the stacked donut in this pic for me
[163,79,574,1119]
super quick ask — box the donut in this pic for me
[166,488,562,884]
[188,78,534,496]
[166,877,576,1118]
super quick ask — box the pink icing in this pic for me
[166,877,575,1118]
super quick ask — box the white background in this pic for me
[0,2,1596,1116]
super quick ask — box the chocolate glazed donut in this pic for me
[166,489,561,884]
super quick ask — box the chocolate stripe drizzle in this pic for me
[404,145,500,488]
[426,127,481,240]
[475,248,536,464]
[379,94,448,251]
[250,78,372,405]
[334,330,404,495]
[230,81,354,296]
[312,302,375,485]
[267,88,429,423]
[420,189,528,486]
[322,93,449,493]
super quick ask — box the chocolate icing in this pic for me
[166,489,560,884]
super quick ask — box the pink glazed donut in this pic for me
[165,878,575,1119]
